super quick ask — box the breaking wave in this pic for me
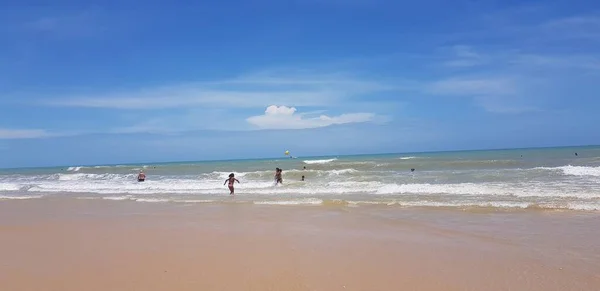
[303,158,337,164]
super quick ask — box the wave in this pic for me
[398,156,418,160]
[135,198,171,203]
[536,165,600,177]
[0,195,43,200]
[329,169,358,175]
[374,183,600,198]
[0,183,21,191]
[14,180,595,199]
[348,200,600,211]
[200,169,360,180]
[100,196,218,203]
[254,198,323,205]
[65,164,150,172]
[58,173,136,181]
[174,199,216,203]
[102,196,133,201]
[87,197,599,211]
[303,158,337,164]
[3,167,599,199]
[26,178,278,194]
[250,199,600,211]
[557,165,600,177]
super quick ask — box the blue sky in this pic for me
[1,0,599,167]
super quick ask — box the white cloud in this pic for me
[423,77,542,114]
[43,71,397,110]
[443,45,487,67]
[426,77,517,96]
[246,105,375,129]
[23,8,108,38]
[510,54,600,70]
[265,105,297,115]
[0,128,50,139]
[541,15,600,41]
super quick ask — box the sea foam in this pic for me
[303,158,337,164]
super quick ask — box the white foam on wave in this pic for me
[375,183,600,199]
[304,158,337,164]
[328,181,382,188]
[398,156,418,160]
[567,202,600,211]
[102,196,215,203]
[173,199,215,203]
[21,177,599,199]
[535,165,600,177]
[0,183,21,191]
[254,198,323,205]
[558,166,600,177]
[103,196,133,201]
[27,179,277,195]
[134,198,171,203]
[391,200,531,209]
[78,195,600,211]
[201,169,357,180]
[346,200,597,210]
[58,173,135,181]
[67,166,82,172]
[0,195,43,200]
[329,169,358,175]
[203,171,250,179]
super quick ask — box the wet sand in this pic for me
[1,198,599,291]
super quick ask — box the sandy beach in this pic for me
[1,198,599,291]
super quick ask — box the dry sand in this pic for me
[1,198,599,291]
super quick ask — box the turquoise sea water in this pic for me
[1,146,599,210]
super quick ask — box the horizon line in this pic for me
[1,144,597,171]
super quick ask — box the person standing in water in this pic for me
[274,168,283,185]
[224,173,240,195]
[137,171,146,182]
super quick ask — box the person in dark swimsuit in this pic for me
[274,168,283,185]
[137,171,146,182]
[224,173,240,195]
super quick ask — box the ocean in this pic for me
[1,146,599,211]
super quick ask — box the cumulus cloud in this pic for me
[246,105,375,130]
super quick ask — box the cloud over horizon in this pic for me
[246,105,376,129]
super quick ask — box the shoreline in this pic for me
[2,195,599,213]
[1,198,599,291]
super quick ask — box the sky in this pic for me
[1,0,599,167]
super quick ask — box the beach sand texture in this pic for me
[1,198,599,291]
